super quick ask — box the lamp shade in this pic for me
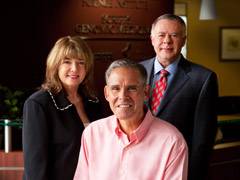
[199,0,217,20]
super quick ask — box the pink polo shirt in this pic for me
[74,110,188,180]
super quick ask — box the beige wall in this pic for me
[175,0,240,96]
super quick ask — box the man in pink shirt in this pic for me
[74,59,188,180]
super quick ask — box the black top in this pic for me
[22,90,102,180]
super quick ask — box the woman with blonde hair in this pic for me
[23,36,102,180]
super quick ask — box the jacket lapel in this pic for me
[157,56,191,115]
[144,58,155,86]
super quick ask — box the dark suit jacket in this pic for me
[22,90,102,180]
[141,55,218,180]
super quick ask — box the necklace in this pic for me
[48,90,73,111]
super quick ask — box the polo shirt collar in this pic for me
[114,110,154,143]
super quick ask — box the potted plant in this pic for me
[0,85,26,151]
[0,85,25,120]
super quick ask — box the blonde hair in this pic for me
[41,36,95,97]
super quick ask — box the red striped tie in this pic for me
[151,69,169,115]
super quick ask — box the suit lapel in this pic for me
[157,57,191,115]
[143,58,155,86]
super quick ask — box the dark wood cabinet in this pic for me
[208,142,240,180]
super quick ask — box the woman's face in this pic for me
[58,57,86,90]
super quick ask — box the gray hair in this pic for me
[151,14,186,36]
[105,59,147,86]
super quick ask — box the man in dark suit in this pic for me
[140,14,218,180]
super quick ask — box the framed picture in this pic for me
[220,27,240,61]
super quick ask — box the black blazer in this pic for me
[22,90,102,180]
[141,55,218,180]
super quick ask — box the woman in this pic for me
[23,36,102,180]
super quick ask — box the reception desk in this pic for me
[0,120,23,180]
[0,151,23,180]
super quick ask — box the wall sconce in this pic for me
[199,0,217,20]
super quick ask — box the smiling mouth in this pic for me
[161,47,172,50]
[68,75,79,79]
[117,104,131,108]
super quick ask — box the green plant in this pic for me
[0,85,25,120]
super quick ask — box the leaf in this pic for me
[11,99,18,106]
[4,99,11,106]
[10,107,19,113]
[14,90,24,97]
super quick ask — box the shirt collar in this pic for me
[114,110,154,143]
[154,55,181,76]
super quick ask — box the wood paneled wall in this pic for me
[0,0,174,116]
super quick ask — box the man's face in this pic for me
[151,19,186,64]
[104,67,148,122]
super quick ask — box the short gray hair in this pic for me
[151,14,186,36]
[105,59,147,86]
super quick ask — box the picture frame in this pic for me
[220,27,240,61]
